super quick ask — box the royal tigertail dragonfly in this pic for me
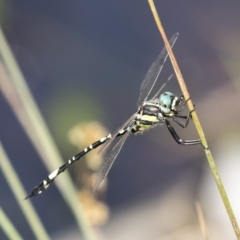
[26,33,201,199]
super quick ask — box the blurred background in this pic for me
[1,1,240,239]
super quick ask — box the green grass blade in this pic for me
[0,142,51,240]
[0,208,24,240]
[0,25,97,240]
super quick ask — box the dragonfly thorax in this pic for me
[132,92,181,134]
[131,102,163,133]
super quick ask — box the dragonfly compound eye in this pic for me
[159,92,174,113]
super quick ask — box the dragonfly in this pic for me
[26,33,201,199]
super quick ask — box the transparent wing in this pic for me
[98,113,137,155]
[149,74,174,101]
[94,130,130,191]
[137,33,178,107]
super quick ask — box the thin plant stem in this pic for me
[195,201,209,240]
[148,0,240,239]
[0,26,97,240]
[0,207,24,240]
[0,142,50,240]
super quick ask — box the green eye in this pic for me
[159,92,173,107]
[159,92,174,113]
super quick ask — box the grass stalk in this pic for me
[0,25,97,240]
[147,1,240,239]
[195,201,209,240]
[0,142,51,240]
[0,207,24,240]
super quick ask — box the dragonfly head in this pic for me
[159,92,179,114]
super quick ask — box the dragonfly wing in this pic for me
[149,74,174,101]
[94,130,130,191]
[137,33,178,107]
[98,113,137,155]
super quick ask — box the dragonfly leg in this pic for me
[174,95,192,113]
[172,108,195,128]
[164,119,201,145]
